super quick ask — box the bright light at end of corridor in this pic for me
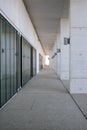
[45,55,49,66]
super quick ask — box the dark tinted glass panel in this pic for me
[22,37,31,86]
[0,14,37,108]
[30,46,33,78]
[33,48,36,76]
[0,16,6,106]
[0,14,21,108]
[16,34,22,90]
[28,45,31,79]
[30,47,36,77]
[0,15,1,107]
[39,54,43,71]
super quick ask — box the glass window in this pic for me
[0,14,21,108]
[22,37,31,86]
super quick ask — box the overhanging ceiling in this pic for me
[23,0,69,54]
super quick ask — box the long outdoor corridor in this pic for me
[0,68,87,130]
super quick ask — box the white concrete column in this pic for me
[70,0,87,93]
[60,18,69,80]
[54,41,57,72]
[56,34,61,77]
[50,41,57,71]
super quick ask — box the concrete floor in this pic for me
[0,68,87,130]
[62,80,87,119]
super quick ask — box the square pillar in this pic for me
[56,34,61,76]
[60,18,69,80]
[70,0,87,93]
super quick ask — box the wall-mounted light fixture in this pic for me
[53,54,55,58]
[57,48,61,53]
[51,55,54,59]
[55,52,57,56]
[64,37,70,45]
[51,52,57,59]
[51,56,53,59]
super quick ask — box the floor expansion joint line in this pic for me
[58,77,87,120]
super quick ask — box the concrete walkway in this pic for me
[0,68,87,130]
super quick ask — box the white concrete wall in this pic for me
[60,18,69,80]
[0,0,45,73]
[70,0,87,93]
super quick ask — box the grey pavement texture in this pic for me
[0,68,87,130]
[62,80,87,119]
[72,94,87,118]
